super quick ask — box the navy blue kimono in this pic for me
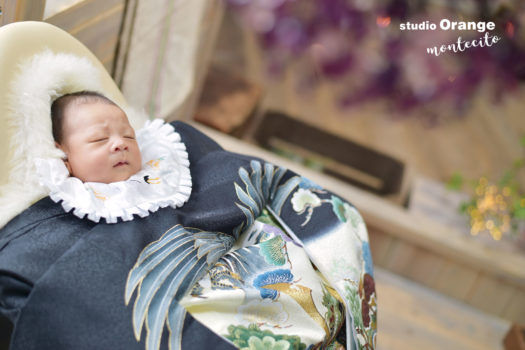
[0,122,376,350]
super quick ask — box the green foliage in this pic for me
[321,285,344,336]
[513,199,525,219]
[325,340,345,350]
[459,199,476,214]
[513,159,525,170]
[446,172,463,190]
[499,170,514,187]
[225,324,306,350]
[344,283,364,331]
[449,133,525,241]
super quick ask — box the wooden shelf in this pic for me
[375,267,509,350]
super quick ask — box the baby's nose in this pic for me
[111,138,128,152]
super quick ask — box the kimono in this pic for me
[0,121,376,350]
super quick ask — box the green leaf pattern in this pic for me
[225,324,306,350]
[259,236,287,266]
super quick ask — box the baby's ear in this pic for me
[63,159,72,175]
[55,141,67,154]
[55,142,72,174]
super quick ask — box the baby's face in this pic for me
[58,101,142,183]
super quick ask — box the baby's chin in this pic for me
[106,167,142,183]
[107,172,136,183]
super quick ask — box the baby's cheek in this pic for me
[89,153,111,173]
[133,145,142,166]
[133,156,142,173]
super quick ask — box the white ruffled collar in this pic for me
[36,119,192,223]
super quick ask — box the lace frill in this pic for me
[36,119,192,223]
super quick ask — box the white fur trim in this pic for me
[0,50,148,228]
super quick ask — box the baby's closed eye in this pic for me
[90,137,108,143]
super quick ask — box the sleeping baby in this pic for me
[1,91,376,349]
[34,91,192,223]
[51,91,142,183]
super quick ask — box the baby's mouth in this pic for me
[113,161,129,167]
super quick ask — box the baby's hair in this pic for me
[51,90,117,144]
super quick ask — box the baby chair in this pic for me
[0,21,376,350]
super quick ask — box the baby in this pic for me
[51,91,142,183]
[3,93,377,350]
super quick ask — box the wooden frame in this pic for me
[45,0,125,74]
[0,0,45,25]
